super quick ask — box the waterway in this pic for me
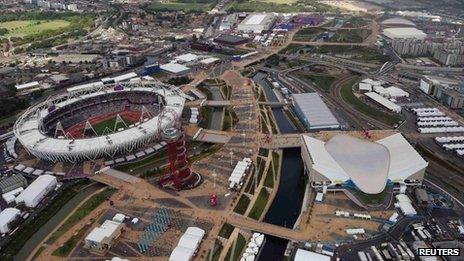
[16,182,105,261]
[252,72,296,134]
[255,71,305,260]
[258,147,305,260]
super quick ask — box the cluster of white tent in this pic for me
[346,228,365,235]
[395,194,417,216]
[413,108,464,133]
[2,187,24,204]
[189,107,199,124]
[169,227,205,261]
[435,136,464,157]
[228,158,252,189]
[412,107,445,117]
[14,164,65,177]
[240,233,264,261]
[335,210,371,220]
[418,126,464,133]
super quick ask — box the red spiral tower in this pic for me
[160,127,197,190]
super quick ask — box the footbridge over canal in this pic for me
[226,214,309,241]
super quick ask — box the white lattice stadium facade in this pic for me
[14,80,185,162]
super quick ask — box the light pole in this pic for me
[229,151,234,166]
[212,169,217,188]
[248,116,252,130]
[242,132,246,147]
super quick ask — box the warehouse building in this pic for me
[237,13,276,33]
[383,27,426,40]
[365,92,402,113]
[291,93,340,130]
[0,175,28,194]
[85,219,124,253]
[160,63,191,75]
[301,133,428,195]
[15,174,57,208]
[0,208,20,233]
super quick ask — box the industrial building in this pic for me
[85,219,124,253]
[0,208,20,234]
[15,174,57,208]
[237,13,276,33]
[383,27,427,40]
[160,63,191,75]
[301,133,428,194]
[291,93,340,130]
[0,175,28,194]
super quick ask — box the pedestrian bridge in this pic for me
[226,214,308,241]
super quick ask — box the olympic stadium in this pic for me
[13,80,185,163]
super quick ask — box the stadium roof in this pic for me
[303,133,428,194]
[383,27,426,40]
[15,81,185,162]
[381,18,416,27]
[292,93,340,130]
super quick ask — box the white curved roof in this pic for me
[14,81,185,162]
[303,133,428,194]
[383,27,426,40]
[325,135,390,194]
[381,18,416,27]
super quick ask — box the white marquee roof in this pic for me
[303,133,428,194]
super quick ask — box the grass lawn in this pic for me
[298,73,335,92]
[91,116,137,135]
[330,29,371,43]
[225,233,246,261]
[218,223,234,239]
[340,79,400,126]
[199,107,213,129]
[258,148,269,157]
[209,239,224,261]
[293,27,325,41]
[222,107,238,131]
[312,45,390,63]
[52,222,92,257]
[264,167,274,188]
[355,189,387,205]
[248,188,270,220]
[229,0,337,13]
[0,180,90,260]
[144,0,216,12]
[48,188,116,243]
[0,20,70,38]
[272,152,280,174]
[234,195,251,215]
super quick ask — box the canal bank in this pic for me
[258,147,305,260]
[16,182,105,261]
[252,71,307,260]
